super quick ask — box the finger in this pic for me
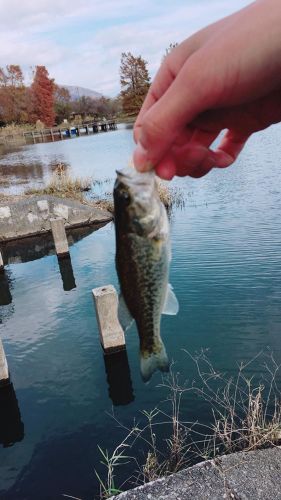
[155,153,177,180]
[154,142,216,179]
[213,130,249,167]
[133,46,223,173]
[174,144,217,177]
[134,6,247,144]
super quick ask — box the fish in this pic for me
[113,167,179,382]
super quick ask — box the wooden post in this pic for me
[85,125,89,134]
[0,338,9,386]
[50,129,54,142]
[50,218,69,258]
[92,285,125,353]
[32,131,36,144]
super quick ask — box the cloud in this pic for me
[0,0,252,95]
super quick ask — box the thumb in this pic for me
[133,53,216,171]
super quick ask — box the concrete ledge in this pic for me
[114,447,281,499]
[0,195,112,241]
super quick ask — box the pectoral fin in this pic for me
[162,284,179,315]
[118,294,134,332]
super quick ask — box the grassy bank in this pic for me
[21,172,184,214]
[25,173,92,199]
[93,352,281,498]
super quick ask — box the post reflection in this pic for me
[58,255,76,291]
[103,349,134,406]
[0,271,12,305]
[0,382,24,448]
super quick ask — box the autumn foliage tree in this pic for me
[30,66,55,127]
[120,52,150,116]
[0,65,28,123]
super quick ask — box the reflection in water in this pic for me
[58,256,76,291]
[1,222,108,265]
[0,271,12,305]
[0,383,24,448]
[0,161,44,182]
[103,349,134,406]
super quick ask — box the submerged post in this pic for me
[92,285,125,353]
[0,250,4,271]
[0,338,9,386]
[50,218,69,258]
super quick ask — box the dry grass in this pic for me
[25,172,92,200]
[20,168,183,215]
[95,352,281,498]
[94,199,114,213]
[0,124,35,146]
[0,124,34,137]
[157,181,185,209]
[0,177,11,188]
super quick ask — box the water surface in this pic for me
[0,124,281,499]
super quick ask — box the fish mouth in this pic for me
[116,169,130,178]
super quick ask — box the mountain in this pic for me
[59,85,103,100]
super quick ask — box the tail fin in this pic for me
[140,343,170,383]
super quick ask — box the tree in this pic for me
[0,65,28,123]
[120,52,150,116]
[30,66,55,127]
[54,85,71,124]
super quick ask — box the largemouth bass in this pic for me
[114,167,179,382]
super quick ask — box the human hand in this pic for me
[133,0,281,180]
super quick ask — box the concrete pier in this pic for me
[50,218,69,257]
[0,338,9,386]
[92,285,125,353]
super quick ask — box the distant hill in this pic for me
[59,85,103,100]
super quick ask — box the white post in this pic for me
[0,338,9,385]
[50,218,69,257]
[92,285,125,352]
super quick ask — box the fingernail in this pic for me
[133,142,151,171]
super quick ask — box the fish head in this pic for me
[114,167,163,236]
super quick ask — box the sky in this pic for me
[0,0,252,97]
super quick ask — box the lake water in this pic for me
[0,124,281,499]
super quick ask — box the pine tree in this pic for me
[120,52,150,116]
[30,66,55,127]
